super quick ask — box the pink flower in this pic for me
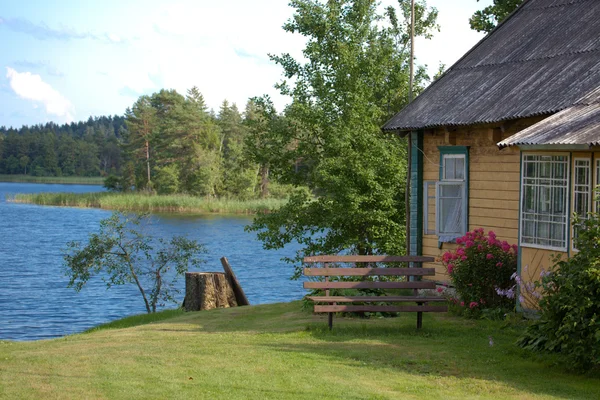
[501,242,511,252]
[461,255,467,261]
[469,302,479,309]
[437,287,444,293]
[477,244,483,251]
[447,264,454,274]
[456,237,463,244]
[496,262,503,267]
[512,244,518,252]
[488,231,496,239]
[460,301,465,307]
[486,253,494,260]
[456,248,465,256]
[465,240,474,248]
[442,252,451,263]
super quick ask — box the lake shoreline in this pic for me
[9,191,287,214]
[0,175,104,185]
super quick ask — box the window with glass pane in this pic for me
[435,148,468,241]
[436,182,465,236]
[520,154,569,250]
[596,159,600,212]
[573,159,591,250]
[443,155,465,180]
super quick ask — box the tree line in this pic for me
[0,90,288,199]
[0,116,126,177]
[117,87,283,199]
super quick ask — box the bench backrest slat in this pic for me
[303,255,434,263]
[303,267,435,277]
[304,281,436,290]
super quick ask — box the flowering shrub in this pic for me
[496,266,543,311]
[518,213,600,371]
[441,228,517,312]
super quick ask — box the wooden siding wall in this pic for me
[420,118,543,281]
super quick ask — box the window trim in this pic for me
[595,158,600,213]
[435,181,467,237]
[436,146,469,241]
[572,157,592,252]
[442,154,466,181]
[519,153,570,252]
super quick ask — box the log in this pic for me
[220,257,250,306]
[183,272,237,312]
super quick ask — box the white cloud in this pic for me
[6,67,74,121]
[106,33,122,43]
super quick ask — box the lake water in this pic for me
[0,182,305,341]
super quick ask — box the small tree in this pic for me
[64,212,206,313]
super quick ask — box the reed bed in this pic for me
[10,192,287,214]
[0,175,105,185]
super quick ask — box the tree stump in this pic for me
[184,272,238,311]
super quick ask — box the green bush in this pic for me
[103,174,122,192]
[518,213,600,371]
[441,228,517,314]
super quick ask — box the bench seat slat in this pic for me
[303,281,436,290]
[304,255,434,263]
[307,296,446,303]
[303,268,435,277]
[314,305,448,313]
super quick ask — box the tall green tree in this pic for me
[246,0,438,277]
[124,96,157,190]
[469,0,523,33]
[244,99,274,199]
[219,101,257,198]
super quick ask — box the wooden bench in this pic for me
[303,255,447,329]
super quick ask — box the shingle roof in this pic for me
[382,0,600,132]
[497,86,600,148]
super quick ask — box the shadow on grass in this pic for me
[157,302,600,399]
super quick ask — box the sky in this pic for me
[0,0,492,128]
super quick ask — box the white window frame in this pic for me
[436,181,467,238]
[596,159,600,213]
[572,158,592,251]
[520,154,570,252]
[436,153,467,240]
[442,154,466,181]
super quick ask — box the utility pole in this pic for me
[406,0,415,258]
[409,0,415,103]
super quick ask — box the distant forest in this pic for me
[0,116,126,177]
[0,87,286,199]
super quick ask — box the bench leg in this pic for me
[416,302,423,329]
[328,312,333,330]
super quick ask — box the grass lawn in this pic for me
[0,302,598,399]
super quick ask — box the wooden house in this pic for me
[382,0,600,301]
